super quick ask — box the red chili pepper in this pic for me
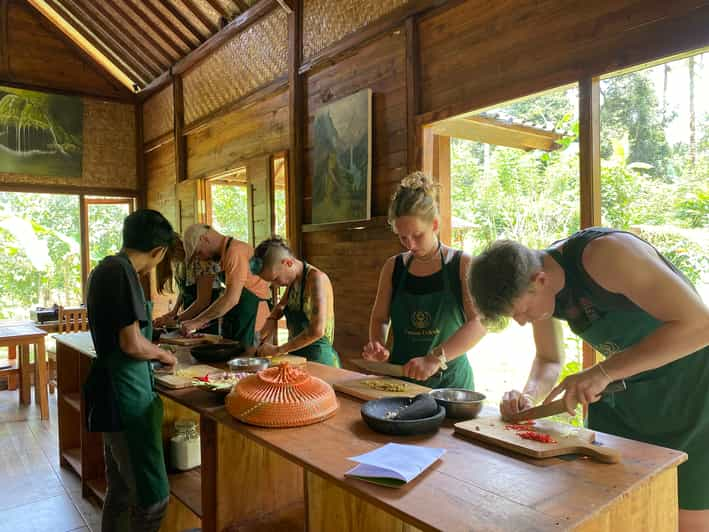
[517,431,557,444]
[196,374,210,382]
[505,423,536,431]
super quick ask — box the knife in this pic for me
[350,358,404,378]
[506,380,627,422]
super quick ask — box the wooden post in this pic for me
[79,194,89,300]
[579,76,601,371]
[405,16,420,173]
[135,102,147,209]
[0,0,9,78]
[287,0,303,256]
[173,74,187,183]
[423,130,452,245]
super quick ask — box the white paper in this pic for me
[345,443,445,484]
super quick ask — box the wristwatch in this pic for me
[430,346,448,371]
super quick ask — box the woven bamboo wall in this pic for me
[0,100,137,190]
[183,9,288,125]
[302,0,409,60]
[143,84,174,143]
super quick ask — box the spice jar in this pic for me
[170,419,201,471]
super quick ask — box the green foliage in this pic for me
[210,184,249,242]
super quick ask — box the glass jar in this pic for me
[170,419,201,471]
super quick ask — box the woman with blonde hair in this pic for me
[361,172,485,388]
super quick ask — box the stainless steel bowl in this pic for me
[429,388,486,419]
[227,357,270,373]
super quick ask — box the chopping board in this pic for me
[159,332,222,346]
[455,416,620,463]
[154,364,222,389]
[333,376,431,401]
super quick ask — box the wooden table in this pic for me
[56,332,687,531]
[0,323,49,419]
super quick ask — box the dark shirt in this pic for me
[86,254,147,358]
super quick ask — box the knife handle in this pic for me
[601,380,627,395]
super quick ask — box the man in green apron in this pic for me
[250,237,341,367]
[180,224,271,349]
[468,228,709,530]
[84,209,177,532]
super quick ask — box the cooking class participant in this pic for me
[361,172,485,388]
[468,228,709,530]
[153,232,223,334]
[252,236,341,367]
[83,209,178,532]
[180,224,271,349]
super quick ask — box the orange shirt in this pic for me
[220,237,271,330]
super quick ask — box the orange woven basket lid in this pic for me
[225,363,338,427]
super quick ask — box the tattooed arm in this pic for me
[270,269,331,355]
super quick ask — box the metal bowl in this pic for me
[191,343,245,363]
[361,398,446,436]
[227,357,270,373]
[429,388,486,419]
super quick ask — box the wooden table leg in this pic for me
[34,341,49,420]
[19,344,31,405]
[8,345,18,390]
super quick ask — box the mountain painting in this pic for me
[0,86,83,178]
[312,89,371,225]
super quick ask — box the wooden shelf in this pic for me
[63,392,80,412]
[62,448,81,476]
[86,477,107,503]
[169,468,202,517]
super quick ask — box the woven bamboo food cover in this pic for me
[225,364,338,427]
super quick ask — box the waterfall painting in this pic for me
[312,88,371,225]
[0,86,83,178]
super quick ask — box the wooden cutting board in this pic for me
[455,416,620,463]
[159,332,222,346]
[268,355,307,367]
[333,376,431,401]
[154,364,222,389]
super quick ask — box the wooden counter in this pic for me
[56,332,686,532]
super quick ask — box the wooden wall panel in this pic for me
[182,9,288,125]
[177,179,201,233]
[0,99,137,191]
[4,1,130,100]
[143,83,174,143]
[186,89,289,180]
[303,32,407,362]
[302,0,409,60]
[419,0,709,119]
[249,156,272,247]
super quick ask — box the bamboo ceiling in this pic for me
[27,0,259,92]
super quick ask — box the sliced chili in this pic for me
[517,431,557,444]
[505,423,536,431]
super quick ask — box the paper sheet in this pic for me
[345,443,445,487]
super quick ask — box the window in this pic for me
[0,192,82,319]
[600,51,709,301]
[272,153,289,241]
[84,197,134,272]
[431,85,583,407]
[206,169,249,243]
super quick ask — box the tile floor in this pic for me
[0,388,102,532]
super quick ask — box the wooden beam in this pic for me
[138,70,173,102]
[299,0,449,74]
[158,0,209,41]
[172,0,277,75]
[287,0,303,256]
[49,0,151,86]
[0,0,8,78]
[173,75,187,182]
[182,0,220,34]
[429,134,451,245]
[123,0,186,58]
[0,183,138,196]
[144,131,175,153]
[405,16,420,173]
[76,0,166,77]
[31,0,139,91]
[110,1,176,66]
[149,0,200,50]
[232,0,250,13]
[275,0,293,14]
[79,194,89,299]
[136,102,147,209]
[579,77,601,229]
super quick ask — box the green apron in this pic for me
[84,254,169,507]
[389,249,474,389]
[284,262,341,367]
[218,237,270,347]
[548,227,709,510]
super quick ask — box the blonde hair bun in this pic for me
[400,171,436,194]
[388,172,439,228]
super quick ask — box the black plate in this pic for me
[190,343,245,363]
[361,398,446,436]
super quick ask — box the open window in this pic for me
[205,168,250,243]
[82,196,134,276]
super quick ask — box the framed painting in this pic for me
[0,86,83,178]
[312,88,372,225]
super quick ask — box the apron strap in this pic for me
[300,262,309,311]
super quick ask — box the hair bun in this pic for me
[400,171,435,194]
